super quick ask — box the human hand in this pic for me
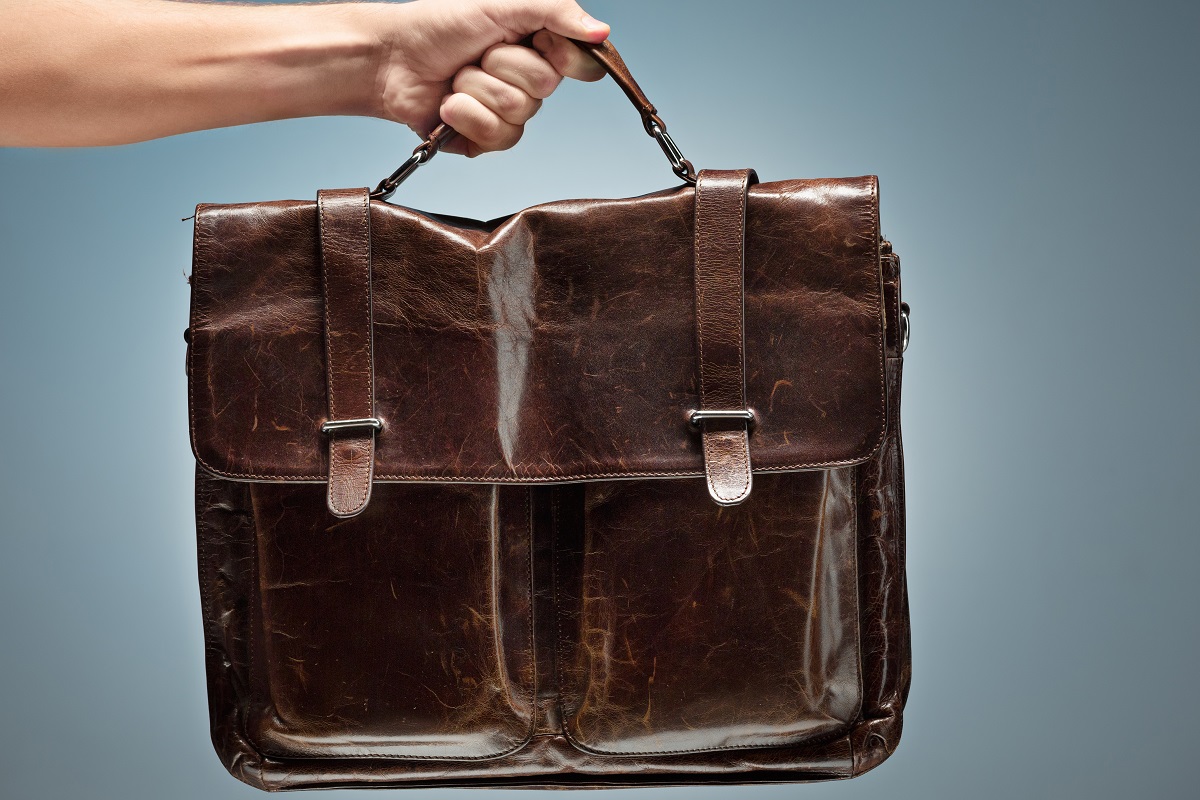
[0,0,610,150]
[368,0,611,156]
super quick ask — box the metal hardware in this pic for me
[321,417,384,435]
[689,408,757,427]
[647,121,697,184]
[370,145,434,202]
[899,302,911,353]
[372,105,697,200]
[373,103,698,199]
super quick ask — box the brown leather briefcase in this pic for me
[187,40,910,791]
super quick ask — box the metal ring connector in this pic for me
[321,417,384,435]
[899,302,911,353]
[647,121,698,185]
[689,408,757,428]
[370,149,429,201]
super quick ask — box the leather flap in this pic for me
[188,176,886,484]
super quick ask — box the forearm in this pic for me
[0,0,390,147]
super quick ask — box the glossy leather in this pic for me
[316,188,378,517]
[189,180,909,790]
[189,178,886,485]
[693,169,758,505]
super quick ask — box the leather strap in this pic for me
[317,188,378,518]
[572,40,662,133]
[693,169,759,506]
[412,40,672,168]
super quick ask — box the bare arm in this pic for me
[0,0,609,153]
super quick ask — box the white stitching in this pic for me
[318,193,337,421]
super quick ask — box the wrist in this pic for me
[276,4,387,120]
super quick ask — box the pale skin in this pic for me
[0,0,611,155]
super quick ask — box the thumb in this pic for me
[496,0,610,43]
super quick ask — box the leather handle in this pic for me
[424,39,661,145]
[574,39,663,133]
[372,38,694,200]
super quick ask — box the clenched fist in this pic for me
[0,0,611,151]
[373,0,610,155]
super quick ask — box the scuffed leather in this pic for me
[850,246,910,775]
[196,432,908,788]
[316,188,377,517]
[698,427,753,504]
[190,180,909,790]
[188,178,887,484]
[557,473,860,756]
[693,169,757,505]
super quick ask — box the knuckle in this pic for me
[451,65,481,93]
[531,29,555,52]
[541,45,569,75]
[493,86,524,117]
[475,116,506,148]
[536,72,562,98]
[480,43,514,73]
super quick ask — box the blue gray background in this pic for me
[2,0,1197,797]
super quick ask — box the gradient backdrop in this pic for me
[2,1,1197,797]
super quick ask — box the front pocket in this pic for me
[556,471,861,755]
[244,482,534,760]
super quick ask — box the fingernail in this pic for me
[580,14,608,34]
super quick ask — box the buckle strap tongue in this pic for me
[692,169,759,506]
[317,188,378,518]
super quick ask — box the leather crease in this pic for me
[486,225,537,468]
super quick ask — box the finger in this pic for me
[452,65,542,126]
[531,30,606,82]
[493,0,610,43]
[438,92,524,155]
[480,43,562,100]
[439,136,472,157]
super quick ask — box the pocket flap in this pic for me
[188,177,886,484]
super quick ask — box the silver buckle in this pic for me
[321,417,384,435]
[689,408,757,428]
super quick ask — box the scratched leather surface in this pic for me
[191,185,908,790]
[557,473,861,755]
[316,189,379,517]
[188,177,885,483]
